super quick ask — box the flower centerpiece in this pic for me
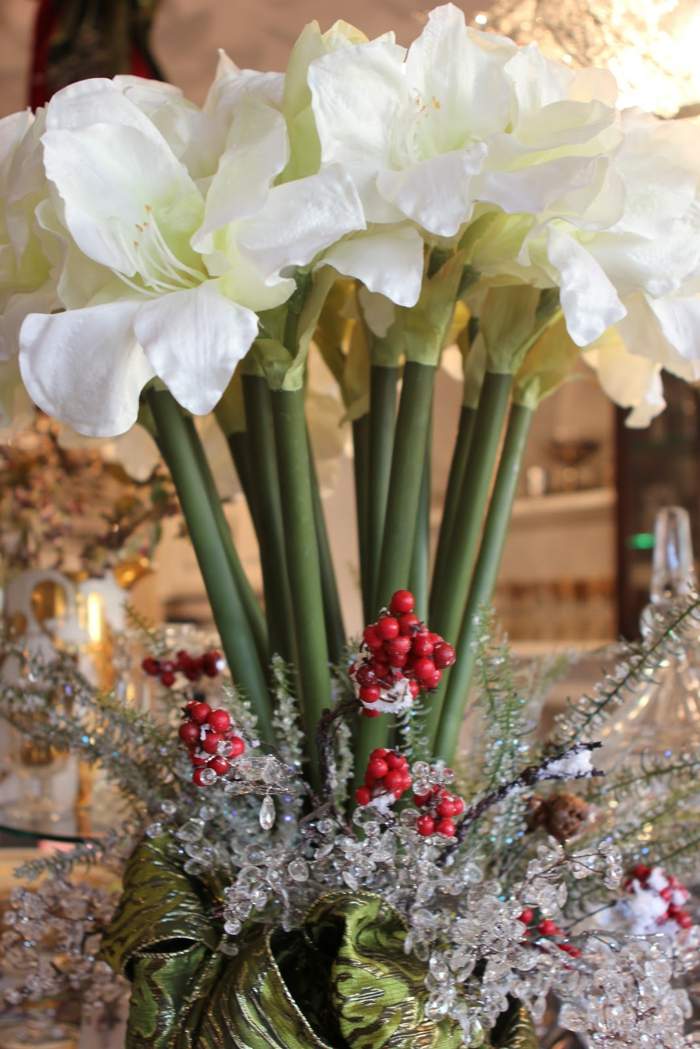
[2,3,700,1045]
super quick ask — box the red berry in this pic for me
[384,769,405,792]
[363,625,383,650]
[538,919,558,937]
[192,768,210,787]
[399,772,412,790]
[207,709,232,733]
[408,680,420,698]
[414,657,437,683]
[368,758,389,780]
[363,709,381,718]
[356,665,377,687]
[371,661,390,680]
[436,818,456,837]
[191,753,207,767]
[390,590,415,615]
[434,643,456,668]
[201,650,222,677]
[518,908,534,926]
[141,657,160,676]
[567,945,582,958]
[417,815,435,836]
[422,669,442,690]
[179,721,200,747]
[370,748,390,760]
[450,797,465,815]
[632,864,651,881]
[376,616,400,640]
[209,756,230,776]
[190,702,211,724]
[412,635,434,658]
[229,736,246,758]
[360,685,381,703]
[413,792,432,807]
[202,732,222,755]
[355,786,372,806]
[386,753,406,769]
[185,666,202,682]
[160,671,176,687]
[437,798,456,818]
[398,613,421,636]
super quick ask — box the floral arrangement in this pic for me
[2,596,700,1046]
[2,1,700,1045]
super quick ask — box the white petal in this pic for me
[0,285,56,362]
[134,281,258,416]
[406,7,514,142]
[616,292,700,382]
[113,76,200,161]
[648,295,700,370]
[0,110,33,177]
[547,227,625,346]
[505,45,573,115]
[584,334,665,427]
[192,101,288,252]
[377,148,485,236]
[318,226,423,308]
[308,37,407,222]
[236,165,365,278]
[41,123,201,273]
[19,300,151,436]
[45,78,167,144]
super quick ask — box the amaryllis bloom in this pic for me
[16,76,366,437]
[307,3,621,240]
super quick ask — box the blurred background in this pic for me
[2,0,700,653]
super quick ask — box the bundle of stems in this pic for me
[144,258,575,791]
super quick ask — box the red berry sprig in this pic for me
[413,784,465,838]
[351,590,456,717]
[624,864,693,930]
[142,648,224,688]
[355,749,412,808]
[517,908,582,958]
[177,700,246,787]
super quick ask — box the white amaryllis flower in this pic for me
[16,76,367,437]
[307,3,620,241]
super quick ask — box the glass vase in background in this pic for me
[599,506,700,763]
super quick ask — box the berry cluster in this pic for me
[178,699,245,787]
[517,908,582,958]
[624,864,693,930]
[351,590,456,717]
[355,748,412,807]
[142,648,224,688]
[413,784,465,838]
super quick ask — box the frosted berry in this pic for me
[368,757,389,780]
[417,815,435,836]
[359,685,381,703]
[355,786,372,806]
[209,756,230,776]
[363,625,383,650]
[433,643,456,668]
[160,671,176,687]
[207,709,232,733]
[142,657,160,676]
[436,818,456,838]
[398,613,420,636]
[412,634,434,658]
[179,722,200,747]
[229,736,246,758]
[390,590,415,615]
[190,702,211,724]
[202,732,222,755]
[376,616,400,641]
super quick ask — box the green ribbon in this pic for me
[102,836,536,1048]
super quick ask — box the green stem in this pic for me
[186,417,268,671]
[271,387,331,791]
[352,414,371,622]
[424,371,513,751]
[307,428,346,665]
[409,420,431,621]
[147,389,272,736]
[429,405,476,618]
[368,364,398,611]
[227,430,258,529]
[242,374,296,664]
[434,402,533,762]
[354,361,436,784]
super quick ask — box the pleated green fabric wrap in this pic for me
[101,836,537,1049]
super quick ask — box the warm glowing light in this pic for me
[85,592,104,644]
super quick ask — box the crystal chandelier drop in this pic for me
[474,0,700,115]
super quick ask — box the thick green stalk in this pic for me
[271,387,330,790]
[409,428,431,621]
[352,415,371,621]
[147,389,272,735]
[368,364,398,610]
[424,371,513,750]
[185,417,268,671]
[434,402,533,762]
[354,361,436,782]
[307,429,346,665]
[429,405,477,617]
[242,374,296,664]
[227,430,258,528]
